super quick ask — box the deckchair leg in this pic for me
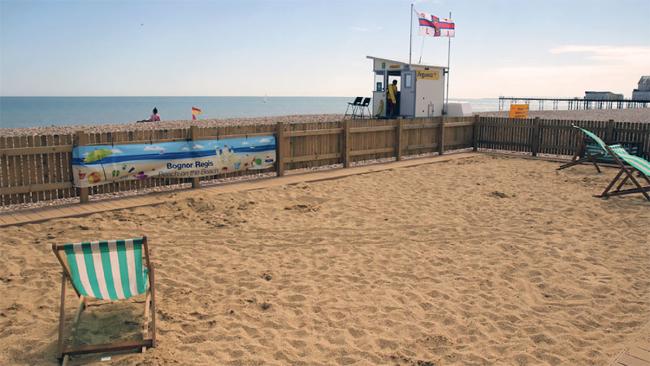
[57,273,67,360]
[614,174,630,192]
[615,169,649,201]
[150,266,157,348]
[558,152,602,172]
[598,168,625,198]
[587,153,601,173]
[141,289,151,352]
[599,167,650,201]
[627,173,650,201]
[57,273,86,365]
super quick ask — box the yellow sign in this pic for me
[388,64,402,69]
[509,104,529,118]
[416,70,440,80]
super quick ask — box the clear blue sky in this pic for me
[1,0,649,98]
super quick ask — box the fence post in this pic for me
[605,119,615,144]
[189,125,201,188]
[75,130,89,204]
[531,117,540,157]
[396,119,404,160]
[343,120,351,168]
[642,123,650,160]
[472,114,479,152]
[438,117,446,155]
[276,122,285,176]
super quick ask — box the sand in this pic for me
[1,154,649,365]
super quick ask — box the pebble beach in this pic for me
[2,108,649,138]
[0,114,345,137]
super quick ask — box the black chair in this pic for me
[344,97,363,118]
[357,97,371,119]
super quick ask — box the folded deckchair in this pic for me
[574,127,650,201]
[52,237,156,364]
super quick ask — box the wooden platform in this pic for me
[610,343,650,366]
[0,152,476,227]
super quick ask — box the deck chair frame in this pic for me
[52,236,156,364]
[597,144,650,201]
[558,135,603,173]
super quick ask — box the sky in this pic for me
[1,0,649,98]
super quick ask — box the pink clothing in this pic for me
[150,114,160,122]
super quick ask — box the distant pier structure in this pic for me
[498,94,650,112]
[499,78,650,111]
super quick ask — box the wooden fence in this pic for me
[2,116,648,207]
[0,117,474,206]
[475,117,650,160]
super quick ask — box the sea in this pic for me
[0,97,500,129]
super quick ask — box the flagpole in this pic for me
[444,11,452,115]
[408,3,414,65]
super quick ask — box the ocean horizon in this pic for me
[0,96,501,129]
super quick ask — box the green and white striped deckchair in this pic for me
[52,237,156,363]
[558,125,609,172]
[574,127,650,201]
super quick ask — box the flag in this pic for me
[418,11,455,37]
[191,106,202,120]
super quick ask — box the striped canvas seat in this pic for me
[609,145,650,177]
[61,238,148,300]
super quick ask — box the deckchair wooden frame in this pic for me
[51,236,156,364]
[558,135,603,173]
[597,145,650,201]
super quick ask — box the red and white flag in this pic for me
[418,11,455,37]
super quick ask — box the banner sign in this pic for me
[72,135,276,188]
[509,104,529,119]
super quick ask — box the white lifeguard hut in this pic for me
[367,56,447,118]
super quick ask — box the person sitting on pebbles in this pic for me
[138,107,161,123]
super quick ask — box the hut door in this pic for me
[400,71,416,117]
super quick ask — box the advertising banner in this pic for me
[72,135,276,188]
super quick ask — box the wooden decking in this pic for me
[610,343,650,366]
[0,152,476,227]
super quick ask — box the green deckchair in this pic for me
[558,126,607,172]
[52,237,156,364]
[574,127,650,201]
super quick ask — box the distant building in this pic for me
[584,91,624,100]
[632,76,650,100]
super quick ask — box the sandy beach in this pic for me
[1,154,648,365]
